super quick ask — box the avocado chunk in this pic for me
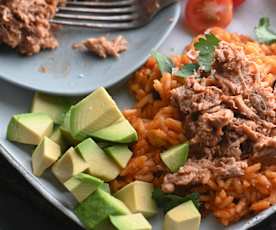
[32,137,61,176]
[75,138,120,181]
[114,181,158,218]
[110,213,152,230]
[70,87,124,140]
[97,141,113,149]
[90,118,138,144]
[49,127,68,152]
[64,173,104,202]
[163,201,201,230]
[161,143,189,172]
[104,145,133,168]
[74,189,130,230]
[100,183,111,194]
[7,113,54,145]
[31,92,72,124]
[60,109,80,146]
[52,147,89,183]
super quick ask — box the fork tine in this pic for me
[50,19,137,29]
[58,6,137,14]
[55,13,138,21]
[51,0,178,30]
[66,0,135,7]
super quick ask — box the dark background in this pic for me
[0,154,274,230]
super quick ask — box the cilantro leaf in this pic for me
[152,188,200,213]
[194,33,220,72]
[175,63,200,78]
[255,17,276,44]
[151,51,173,74]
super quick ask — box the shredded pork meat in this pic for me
[162,158,248,193]
[163,41,276,193]
[0,0,63,55]
[73,35,128,58]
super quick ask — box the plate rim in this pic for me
[0,3,181,96]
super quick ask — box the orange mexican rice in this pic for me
[111,27,276,225]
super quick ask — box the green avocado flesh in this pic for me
[74,189,130,230]
[31,92,72,124]
[75,138,120,181]
[60,109,80,146]
[49,127,68,152]
[7,113,54,145]
[32,137,61,176]
[90,118,138,144]
[97,141,113,149]
[161,143,189,172]
[104,145,133,168]
[110,213,152,230]
[64,173,104,202]
[115,181,158,218]
[52,147,88,183]
[70,87,124,140]
[164,201,201,230]
[100,183,111,194]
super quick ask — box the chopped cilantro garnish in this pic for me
[194,33,220,72]
[152,188,200,213]
[151,33,219,76]
[255,17,276,44]
[151,51,173,74]
[175,63,200,78]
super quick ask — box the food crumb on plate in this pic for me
[72,35,128,59]
[169,17,174,22]
[38,66,48,74]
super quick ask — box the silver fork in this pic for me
[50,0,179,30]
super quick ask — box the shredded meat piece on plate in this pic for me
[73,35,128,58]
[162,158,248,193]
[171,78,222,114]
[0,0,62,55]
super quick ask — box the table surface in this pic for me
[1,1,275,229]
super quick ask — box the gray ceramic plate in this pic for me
[0,0,276,230]
[0,3,180,96]
[0,80,275,230]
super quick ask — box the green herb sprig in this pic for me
[194,33,220,72]
[151,33,220,78]
[255,17,276,44]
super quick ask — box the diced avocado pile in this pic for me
[6,87,137,178]
[74,181,155,230]
[6,87,201,230]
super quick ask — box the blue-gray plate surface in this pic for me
[0,3,180,95]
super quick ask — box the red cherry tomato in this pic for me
[233,0,246,7]
[184,0,233,34]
